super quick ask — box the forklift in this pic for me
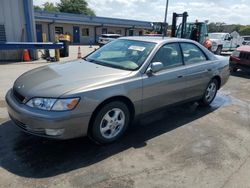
[171,12,211,49]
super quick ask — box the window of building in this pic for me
[116,30,122,35]
[0,24,6,42]
[128,29,134,36]
[180,43,207,64]
[102,28,107,34]
[151,43,183,69]
[82,28,89,36]
[55,27,63,35]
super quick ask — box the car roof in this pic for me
[118,36,196,44]
[118,36,217,61]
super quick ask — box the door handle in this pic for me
[177,75,183,78]
[207,69,212,72]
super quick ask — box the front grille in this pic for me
[13,89,25,103]
[240,52,250,61]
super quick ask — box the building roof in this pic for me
[35,11,153,29]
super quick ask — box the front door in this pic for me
[142,43,187,113]
[36,24,43,42]
[73,26,80,44]
[224,34,232,51]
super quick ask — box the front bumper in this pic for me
[5,89,91,139]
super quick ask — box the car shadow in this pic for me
[0,95,228,178]
[231,70,250,79]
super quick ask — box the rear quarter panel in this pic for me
[214,55,230,87]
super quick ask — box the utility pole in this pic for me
[162,0,169,38]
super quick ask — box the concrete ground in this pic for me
[0,52,250,188]
[36,45,99,63]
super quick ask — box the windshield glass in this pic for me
[208,33,224,40]
[85,39,156,70]
[243,37,250,41]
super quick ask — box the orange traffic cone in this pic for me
[22,49,30,62]
[77,46,82,59]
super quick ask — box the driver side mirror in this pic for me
[147,62,164,75]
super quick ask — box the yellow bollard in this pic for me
[55,35,60,62]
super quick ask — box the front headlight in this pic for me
[26,97,80,111]
[231,50,240,58]
[212,42,217,47]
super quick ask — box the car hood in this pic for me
[237,45,250,52]
[13,60,132,99]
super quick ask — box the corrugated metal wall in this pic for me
[0,0,36,61]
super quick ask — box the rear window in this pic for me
[180,43,207,64]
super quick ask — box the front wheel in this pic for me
[199,79,218,106]
[215,46,222,55]
[91,101,130,144]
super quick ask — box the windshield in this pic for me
[208,33,224,40]
[243,37,250,41]
[85,39,156,70]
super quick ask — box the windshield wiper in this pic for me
[84,58,133,71]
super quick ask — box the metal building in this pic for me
[0,0,36,61]
[35,11,153,45]
[0,0,153,61]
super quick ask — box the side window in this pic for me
[151,43,183,69]
[180,43,207,64]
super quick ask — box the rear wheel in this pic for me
[91,101,130,144]
[199,79,218,106]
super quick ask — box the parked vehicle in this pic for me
[242,36,250,45]
[98,34,121,46]
[171,12,211,50]
[209,32,243,54]
[230,45,250,72]
[6,37,229,144]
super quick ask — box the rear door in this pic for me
[180,42,214,100]
[142,43,187,113]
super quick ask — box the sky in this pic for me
[34,0,250,25]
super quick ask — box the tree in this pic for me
[57,0,95,16]
[239,26,250,35]
[43,2,59,12]
[34,5,42,11]
[208,22,218,33]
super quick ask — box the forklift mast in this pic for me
[171,12,188,38]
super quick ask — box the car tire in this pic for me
[91,101,130,144]
[230,67,238,73]
[215,46,222,55]
[199,79,218,106]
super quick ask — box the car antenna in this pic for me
[162,0,169,39]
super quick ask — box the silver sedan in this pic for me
[6,37,230,144]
